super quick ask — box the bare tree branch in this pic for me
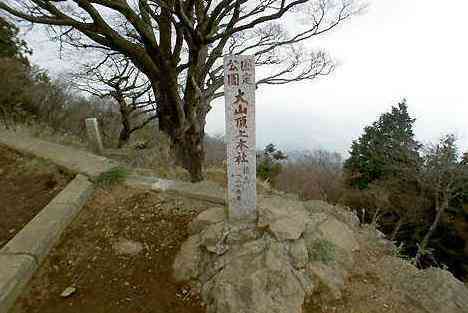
[0,0,366,181]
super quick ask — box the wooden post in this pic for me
[224,55,256,221]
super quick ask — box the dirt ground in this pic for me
[11,186,212,313]
[0,145,72,248]
[302,225,432,313]
[9,184,431,313]
[304,248,425,313]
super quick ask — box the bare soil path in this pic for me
[11,186,212,313]
[0,145,72,248]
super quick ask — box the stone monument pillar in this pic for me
[85,117,104,154]
[224,55,256,221]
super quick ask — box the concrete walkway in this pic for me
[0,128,226,205]
[0,128,118,177]
[125,175,226,205]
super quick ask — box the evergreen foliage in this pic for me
[257,144,287,186]
[344,99,421,189]
[0,17,31,62]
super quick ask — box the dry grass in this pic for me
[11,123,89,150]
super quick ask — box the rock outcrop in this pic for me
[173,195,361,313]
[377,256,468,313]
[173,196,468,313]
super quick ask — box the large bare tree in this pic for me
[0,0,364,181]
[72,54,158,148]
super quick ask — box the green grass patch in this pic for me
[95,167,129,187]
[309,239,337,264]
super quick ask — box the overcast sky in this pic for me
[23,0,468,156]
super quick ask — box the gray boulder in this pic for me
[173,197,361,313]
[377,256,468,313]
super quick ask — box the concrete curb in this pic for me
[125,175,226,205]
[0,128,228,206]
[0,175,95,313]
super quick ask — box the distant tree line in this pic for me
[0,16,158,148]
[341,100,468,278]
[257,100,468,281]
[2,14,467,281]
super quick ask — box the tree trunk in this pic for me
[118,111,131,148]
[416,197,447,265]
[117,96,131,148]
[390,217,403,241]
[147,49,209,182]
[172,129,205,182]
[118,127,130,148]
[371,208,381,227]
[157,96,207,182]
[0,106,9,129]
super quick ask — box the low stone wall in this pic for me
[0,175,95,313]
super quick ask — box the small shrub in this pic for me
[391,242,413,262]
[309,239,337,264]
[95,167,129,187]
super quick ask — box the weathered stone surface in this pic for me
[48,174,96,208]
[375,255,419,287]
[180,237,289,313]
[307,212,329,228]
[60,286,77,298]
[289,238,308,270]
[402,268,468,313]
[305,200,361,228]
[318,217,360,253]
[269,211,307,241]
[189,207,226,235]
[150,178,177,191]
[307,262,347,300]
[173,234,202,282]
[200,223,229,255]
[172,195,367,313]
[112,238,144,256]
[85,117,104,154]
[0,254,37,313]
[378,256,468,313]
[224,223,260,245]
[174,200,325,313]
[258,198,308,240]
[224,55,257,221]
[205,239,307,313]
